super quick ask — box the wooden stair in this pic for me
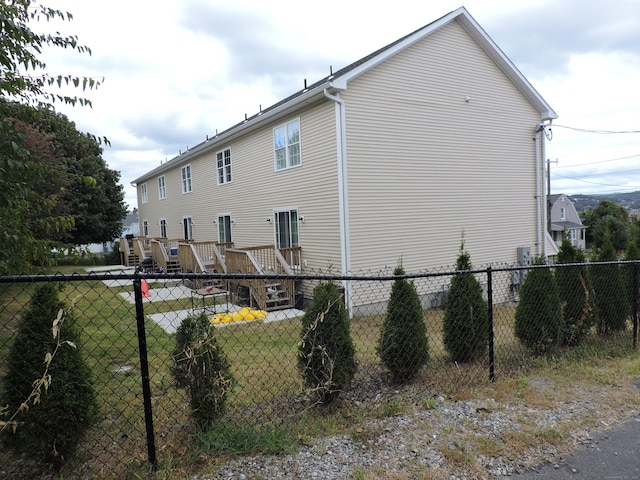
[263,283,293,311]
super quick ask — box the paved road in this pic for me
[515,414,640,479]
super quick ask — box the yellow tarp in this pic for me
[210,307,268,324]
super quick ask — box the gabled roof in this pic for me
[132,6,557,184]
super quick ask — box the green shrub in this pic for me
[1,284,98,471]
[298,282,355,404]
[514,257,563,355]
[591,230,629,335]
[378,265,429,383]
[443,244,488,362]
[171,313,234,429]
[556,240,597,346]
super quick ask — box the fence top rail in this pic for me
[2,259,640,284]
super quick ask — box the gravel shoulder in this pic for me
[198,363,640,480]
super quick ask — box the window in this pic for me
[274,119,301,170]
[181,165,192,193]
[560,207,566,220]
[142,219,149,237]
[217,148,232,184]
[183,217,193,240]
[141,183,148,204]
[274,209,299,248]
[159,218,167,238]
[158,176,166,199]
[218,214,232,243]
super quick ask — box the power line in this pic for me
[553,153,640,169]
[553,124,640,134]
[551,172,640,189]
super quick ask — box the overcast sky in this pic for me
[39,0,640,209]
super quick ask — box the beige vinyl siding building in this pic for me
[133,7,557,293]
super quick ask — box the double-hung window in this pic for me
[274,119,301,170]
[141,183,148,204]
[158,176,166,199]
[217,148,232,184]
[181,165,192,193]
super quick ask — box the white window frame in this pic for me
[183,216,193,240]
[216,148,232,185]
[217,214,232,243]
[560,207,566,220]
[274,208,299,248]
[159,218,167,238]
[142,219,149,237]
[274,118,301,171]
[181,165,192,194]
[158,175,166,200]
[141,183,148,204]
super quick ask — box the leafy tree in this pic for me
[556,240,597,346]
[0,100,127,246]
[514,257,563,355]
[0,1,103,272]
[582,200,630,250]
[591,229,629,335]
[443,242,488,362]
[1,284,98,471]
[378,265,429,383]
[172,314,234,429]
[298,282,355,403]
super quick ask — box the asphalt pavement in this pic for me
[515,414,640,479]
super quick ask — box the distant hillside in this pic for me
[565,191,640,212]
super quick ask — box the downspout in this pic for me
[541,125,548,258]
[324,88,353,316]
[534,124,543,257]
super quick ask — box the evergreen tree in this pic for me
[172,313,234,429]
[515,257,563,355]
[1,284,98,471]
[378,265,429,383]
[556,240,597,346]
[591,229,629,335]
[443,242,488,362]
[298,282,355,403]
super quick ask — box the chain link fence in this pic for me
[0,261,637,478]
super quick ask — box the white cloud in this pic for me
[33,0,640,207]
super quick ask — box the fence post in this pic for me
[634,262,639,350]
[133,275,158,469]
[487,267,495,382]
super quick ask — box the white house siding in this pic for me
[136,102,343,272]
[342,19,543,275]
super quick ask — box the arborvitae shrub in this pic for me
[443,246,488,362]
[556,240,597,346]
[298,282,355,404]
[514,257,563,355]
[172,313,234,429]
[591,230,629,335]
[1,284,98,471]
[378,265,429,383]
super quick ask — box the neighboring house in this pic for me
[548,194,586,250]
[132,7,558,304]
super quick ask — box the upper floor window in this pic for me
[181,165,192,193]
[560,207,566,220]
[158,176,166,199]
[217,148,232,184]
[274,119,301,170]
[141,183,148,204]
